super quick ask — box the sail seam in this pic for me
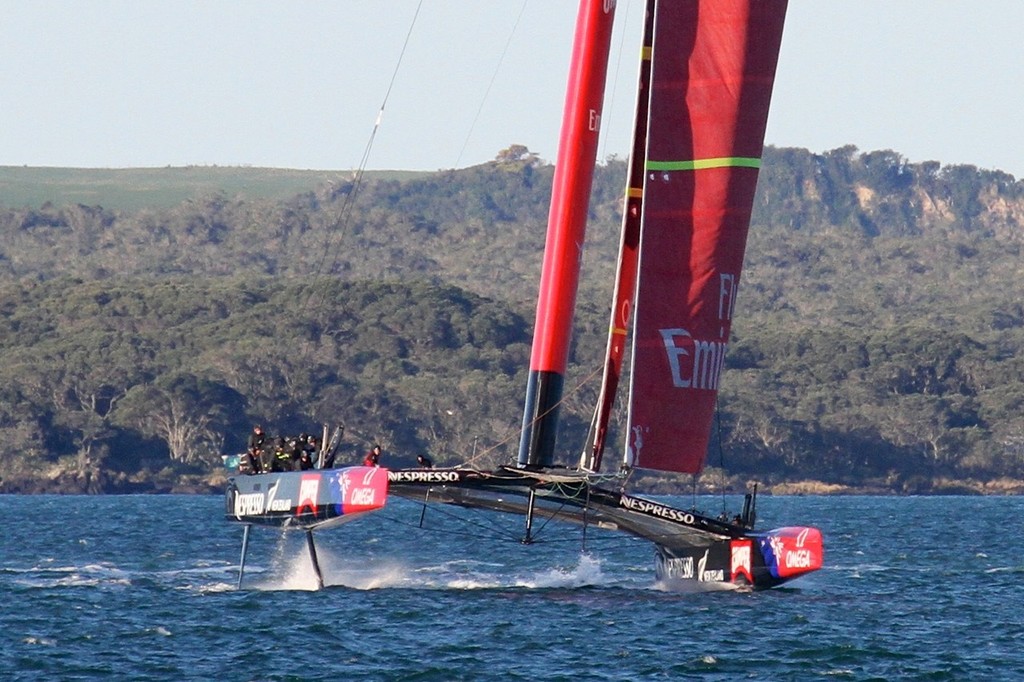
[646,157,761,171]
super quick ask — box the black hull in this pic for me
[385,466,822,590]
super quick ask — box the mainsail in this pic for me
[622,0,789,474]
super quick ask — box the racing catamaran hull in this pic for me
[386,467,821,590]
[225,466,388,588]
[223,464,820,591]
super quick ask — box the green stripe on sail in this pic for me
[646,157,761,171]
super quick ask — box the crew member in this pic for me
[271,437,292,472]
[304,435,320,468]
[246,425,266,474]
[363,444,382,467]
[416,454,433,468]
[288,436,306,469]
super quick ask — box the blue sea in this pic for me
[1,493,1022,680]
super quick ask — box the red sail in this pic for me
[626,0,788,474]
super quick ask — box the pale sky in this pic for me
[2,1,1021,178]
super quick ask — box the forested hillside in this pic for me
[1,145,1022,493]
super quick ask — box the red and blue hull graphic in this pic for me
[753,526,824,582]
[655,525,822,590]
[225,466,388,530]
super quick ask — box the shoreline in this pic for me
[2,472,1024,496]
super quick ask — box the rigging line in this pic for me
[585,481,593,548]
[542,534,641,551]
[382,507,514,541]
[525,499,572,541]
[459,361,605,469]
[715,396,727,515]
[383,510,522,543]
[598,0,634,162]
[385,498,527,543]
[452,0,530,169]
[302,0,426,317]
[384,507,637,554]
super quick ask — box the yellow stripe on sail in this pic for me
[646,157,761,171]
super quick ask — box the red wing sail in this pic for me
[627,0,788,474]
[518,0,617,469]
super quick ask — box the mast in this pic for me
[581,0,656,473]
[517,0,617,469]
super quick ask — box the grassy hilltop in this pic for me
[0,165,426,210]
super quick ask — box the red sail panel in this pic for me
[626,0,788,474]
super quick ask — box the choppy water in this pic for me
[1,493,1022,680]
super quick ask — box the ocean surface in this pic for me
[1,493,1021,680]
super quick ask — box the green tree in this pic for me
[116,374,244,465]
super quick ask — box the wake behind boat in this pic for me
[226,0,823,591]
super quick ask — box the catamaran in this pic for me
[225,0,823,591]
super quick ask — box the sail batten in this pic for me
[646,157,761,171]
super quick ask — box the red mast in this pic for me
[517,0,617,469]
